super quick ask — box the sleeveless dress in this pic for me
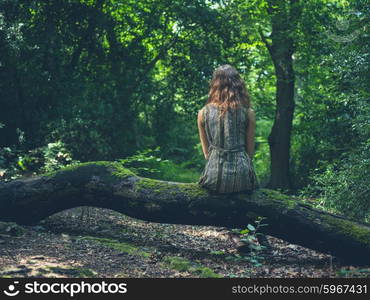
[198,103,259,194]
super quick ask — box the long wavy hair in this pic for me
[207,64,251,118]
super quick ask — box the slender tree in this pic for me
[260,0,301,190]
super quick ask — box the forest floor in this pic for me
[0,207,369,278]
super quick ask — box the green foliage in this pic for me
[0,0,368,224]
[228,216,268,268]
[45,116,115,162]
[0,146,18,179]
[0,139,78,180]
[153,160,201,183]
[292,0,369,190]
[118,146,200,182]
[290,1,369,222]
[118,147,165,177]
[40,141,76,173]
[299,143,370,222]
[253,120,272,186]
[0,0,237,162]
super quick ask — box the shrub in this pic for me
[299,142,370,222]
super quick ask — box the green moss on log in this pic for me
[322,215,370,248]
[42,161,136,181]
[258,188,298,209]
[110,164,136,179]
[136,178,174,194]
[176,183,209,198]
[43,161,111,176]
[136,178,209,199]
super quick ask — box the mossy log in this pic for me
[0,161,369,264]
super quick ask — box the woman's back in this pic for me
[198,103,258,193]
[204,103,248,150]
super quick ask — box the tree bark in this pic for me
[0,161,369,265]
[264,0,301,190]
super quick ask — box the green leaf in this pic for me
[247,224,256,231]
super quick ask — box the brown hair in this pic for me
[207,64,251,118]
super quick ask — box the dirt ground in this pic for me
[0,207,369,278]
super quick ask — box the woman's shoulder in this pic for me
[198,105,207,115]
[198,105,207,122]
[199,103,214,114]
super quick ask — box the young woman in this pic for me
[197,64,259,194]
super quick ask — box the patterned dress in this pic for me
[198,103,259,193]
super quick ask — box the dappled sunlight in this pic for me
[0,255,87,278]
[176,228,229,241]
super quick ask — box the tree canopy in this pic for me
[1,0,369,221]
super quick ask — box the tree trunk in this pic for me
[0,161,369,265]
[264,0,301,190]
[267,50,295,190]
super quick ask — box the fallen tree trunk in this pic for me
[0,161,369,264]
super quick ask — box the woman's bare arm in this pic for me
[246,108,256,159]
[197,107,209,160]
